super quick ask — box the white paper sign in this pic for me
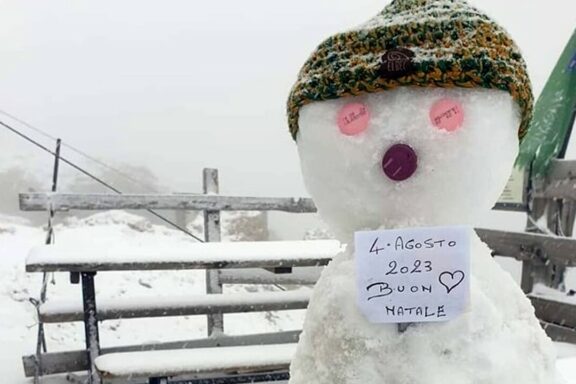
[355,226,470,323]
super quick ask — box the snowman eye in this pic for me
[337,103,370,135]
[429,98,464,132]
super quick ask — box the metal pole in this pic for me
[34,138,61,383]
[82,272,101,384]
[203,168,224,335]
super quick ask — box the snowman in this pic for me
[286,0,560,383]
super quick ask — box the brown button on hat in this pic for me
[379,48,416,79]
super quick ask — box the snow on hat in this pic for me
[287,0,533,141]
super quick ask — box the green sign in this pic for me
[516,28,576,177]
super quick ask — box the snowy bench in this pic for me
[24,240,339,384]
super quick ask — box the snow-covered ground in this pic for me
[0,211,575,383]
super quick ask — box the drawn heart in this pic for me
[439,270,465,294]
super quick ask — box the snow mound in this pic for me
[290,236,560,384]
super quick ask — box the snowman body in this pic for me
[289,87,559,384]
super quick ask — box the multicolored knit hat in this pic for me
[287,0,533,141]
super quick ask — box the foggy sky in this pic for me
[0,0,574,208]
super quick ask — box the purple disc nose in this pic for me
[382,143,418,181]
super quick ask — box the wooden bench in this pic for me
[24,240,339,384]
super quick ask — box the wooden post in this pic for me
[559,200,576,237]
[547,199,576,290]
[521,178,544,294]
[522,195,575,293]
[203,168,224,335]
[34,138,62,384]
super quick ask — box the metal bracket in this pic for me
[70,272,80,284]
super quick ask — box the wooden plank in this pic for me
[540,321,576,344]
[530,296,576,328]
[23,331,300,377]
[542,160,576,182]
[19,193,317,213]
[26,240,339,273]
[95,344,296,379]
[475,228,576,267]
[26,257,332,273]
[39,291,311,323]
[534,160,576,199]
[220,268,322,285]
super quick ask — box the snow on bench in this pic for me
[39,290,312,323]
[95,343,297,379]
[26,240,342,272]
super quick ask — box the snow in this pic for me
[95,343,296,378]
[290,235,563,384]
[292,86,565,383]
[27,239,341,270]
[558,357,576,383]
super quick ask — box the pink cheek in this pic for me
[429,98,464,132]
[337,103,370,135]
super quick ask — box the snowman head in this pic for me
[297,87,520,238]
[287,0,532,239]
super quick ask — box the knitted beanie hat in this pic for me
[287,0,533,141]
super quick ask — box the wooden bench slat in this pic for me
[39,290,311,323]
[530,296,576,329]
[95,343,297,379]
[219,267,322,285]
[540,321,576,344]
[26,240,341,272]
[476,228,576,266]
[22,330,300,377]
[19,192,317,213]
